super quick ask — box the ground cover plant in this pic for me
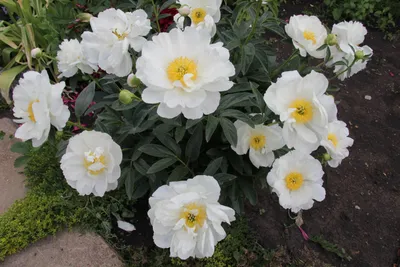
[0,0,375,264]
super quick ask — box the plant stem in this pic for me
[67,121,90,130]
[244,0,262,45]
[151,0,161,33]
[176,157,195,176]
[271,49,299,79]
[329,57,357,80]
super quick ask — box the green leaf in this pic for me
[153,130,181,156]
[220,117,238,146]
[138,144,175,158]
[0,65,27,103]
[239,179,257,205]
[214,173,237,184]
[186,118,203,129]
[160,0,175,11]
[205,115,219,142]
[204,157,224,176]
[14,155,29,168]
[10,141,30,154]
[250,82,266,113]
[147,157,177,174]
[220,109,255,128]
[75,81,96,118]
[167,165,190,182]
[56,140,68,159]
[131,182,150,199]
[241,43,256,75]
[175,126,186,143]
[185,123,203,162]
[123,167,136,200]
[218,93,253,111]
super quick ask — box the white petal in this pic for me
[117,220,136,232]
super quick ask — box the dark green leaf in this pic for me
[10,141,30,154]
[56,140,69,159]
[218,93,253,111]
[205,115,219,142]
[185,123,203,162]
[167,165,190,182]
[204,157,224,176]
[131,182,150,199]
[133,159,156,181]
[14,155,29,168]
[147,157,177,174]
[241,43,256,75]
[160,0,175,11]
[186,118,203,129]
[75,81,96,118]
[153,130,181,156]
[175,126,186,143]
[220,117,238,146]
[250,82,266,112]
[239,179,257,205]
[138,144,175,158]
[220,109,255,128]
[123,167,136,200]
[131,136,155,162]
[215,173,237,184]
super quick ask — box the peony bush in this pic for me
[10,0,372,260]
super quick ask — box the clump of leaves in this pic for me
[309,235,352,261]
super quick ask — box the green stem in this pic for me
[244,0,262,45]
[271,49,299,78]
[151,0,161,33]
[176,157,195,176]
[67,121,90,130]
[329,57,357,80]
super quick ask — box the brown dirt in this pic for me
[247,12,400,267]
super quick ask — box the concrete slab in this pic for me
[2,231,124,267]
[0,117,26,213]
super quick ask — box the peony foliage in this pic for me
[9,0,372,260]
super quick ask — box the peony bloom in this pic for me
[285,15,327,59]
[174,11,216,37]
[57,39,96,78]
[264,71,337,154]
[13,70,70,147]
[148,175,235,259]
[331,21,367,55]
[231,120,285,168]
[60,131,123,197]
[267,150,326,213]
[330,45,373,81]
[137,27,235,119]
[321,120,354,168]
[81,8,151,77]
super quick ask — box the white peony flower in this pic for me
[285,15,328,59]
[267,150,326,213]
[321,120,354,168]
[60,131,123,197]
[148,175,235,259]
[178,0,222,23]
[263,71,337,154]
[13,70,70,147]
[331,21,367,55]
[330,45,373,81]
[117,220,136,232]
[137,27,235,119]
[81,8,151,77]
[231,120,285,168]
[57,39,96,78]
[174,12,216,37]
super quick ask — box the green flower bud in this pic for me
[77,13,93,23]
[31,48,42,59]
[355,50,365,60]
[323,153,332,161]
[119,89,135,104]
[127,73,141,88]
[325,34,338,46]
[56,131,64,138]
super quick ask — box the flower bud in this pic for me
[355,50,365,60]
[178,5,191,16]
[323,153,332,161]
[31,48,42,58]
[127,73,141,88]
[119,89,135,104]
[325,33,337,46]
[76,13,93,23]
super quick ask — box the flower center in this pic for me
[27,100,39,122]
[190,8,207,24]
[167,57,198,87]
[180,202,206,230]
[112,29,128,41]
[83,147,106,176]
[303,30,317,45]
[327,133,338,147]
[250,134,266,151]
[290,99,313,123]
[285,172,304,191]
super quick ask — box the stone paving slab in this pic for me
[0,117,124,267]
[2,231,124,267]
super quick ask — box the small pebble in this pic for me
[355,205,361,210]
[365,95,372,100]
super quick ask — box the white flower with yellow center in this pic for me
[267,150,326,213]
[174,6,217,37]
[178,0,222,23]
[148,175,235,259]
[264,71,337,154]
[57,39,96,78]
[332,21,367,54]
[81,8,151,77]
[13,70,70,147]
[285,15,328,59]
[60,131,123,197]
[231,120,285,168]
[321,120,354,168]
[137,27,235,119]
